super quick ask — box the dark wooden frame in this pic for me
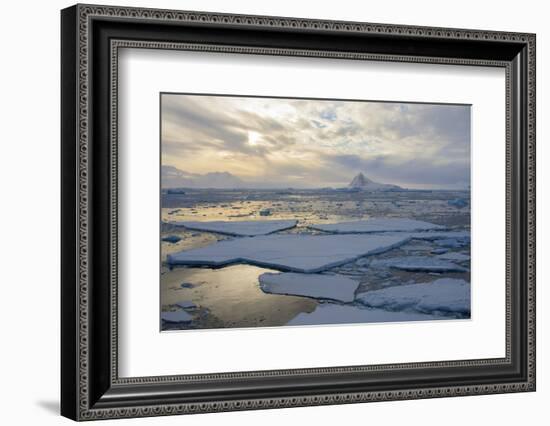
[61,3,536,421]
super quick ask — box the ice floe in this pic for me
[309,218,443,234]
[161,310,193,323]
[167,233,412,273]
[436,252,470,262]
[410,231,470,241]
[448,198,468,208]
[399,242,434,252]
[369,256,468,272]
[259,272,359,302]
[434,238,469,248]
[171,219,297,236]
[356,278,470,315]
[176,301,197,309]
[287,303,438,326]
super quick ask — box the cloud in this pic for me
[161,94,471,189]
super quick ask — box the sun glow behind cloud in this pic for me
[161,94,471,189]
[247,131,262,146]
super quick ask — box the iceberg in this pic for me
[309,218,443,234]
[356,278,470,315]
[369,256,468,272]
[171,219,297,236]
[259,272,359,302]
[287,303,438,326]
[167,233,412,273]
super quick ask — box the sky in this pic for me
[161,94,471,190]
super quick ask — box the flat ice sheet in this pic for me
[259,272,359,302]
[356,278,470,315]
[167,233,411,273]
[287,303,437,326]
[171,219,298,236]
[370,256,468,272]
[409,231,470,241]
[309,218,443,234]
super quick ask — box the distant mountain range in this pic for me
[162,165,404,191]
[162,166,245,189]
[347,172,402,191]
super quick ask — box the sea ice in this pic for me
[259,272,359,302]
[309,218,443,234]
[167,233,412,273]
[434,239,464,248]
[409,231,470,241]
[436,252,470,262]
[171,219,297,236]
[399,242,434,252]
[176,301,196,309]
[287,303,438,326]
[161,310,193,323]
[448,198,468,208]
[356,278,470,315]
[369,256,468,272]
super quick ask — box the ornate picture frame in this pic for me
[61,4,535,421]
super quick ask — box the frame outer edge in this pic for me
[61,4,80,422]
[66,4,536,421]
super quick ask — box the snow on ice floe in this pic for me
[167,233,412,273]
[410,231,470,241]
[356,278,470,315]
[399,242,434,252]
[436,252,470,262]
[171,219,298,236]
[369,256,468,272]
[287,303,438,326]
[161,310,193,323]
[309,218,444,234]
[434,239,466,248]
[259,272,359,302]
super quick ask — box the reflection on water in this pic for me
[161,264,318,330]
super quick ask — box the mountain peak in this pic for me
[349,173,373,187]
[348,173,402,191]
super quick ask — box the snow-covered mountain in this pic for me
[348,173,402,191]
[162,166,245,189]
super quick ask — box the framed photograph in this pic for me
[61,4,536,421]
